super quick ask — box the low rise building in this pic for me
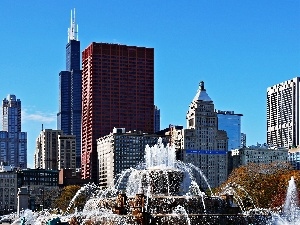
[288,147,300,170]
[97,128,170,189]
[228,146,289,174]
[17,168,59,211]
[58,168,90,187]
[0,166,60,214]
[227,149,240,175]
[0,164,17,215]
[239,147,288,165]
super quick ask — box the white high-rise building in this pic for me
[0,95,27,168]
[267,77,300,148]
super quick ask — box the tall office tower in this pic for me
[267,77,300,148]
[217,110,243,151]
[57,9,82,168]
[154,105,160,133]
[81,42,154,181]
[183,82,228,189]
[0,95,27,168]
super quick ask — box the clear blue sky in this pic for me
[0,1,299,168]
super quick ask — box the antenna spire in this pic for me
[68,8,78,42]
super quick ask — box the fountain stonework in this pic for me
[69,139,247,225]
[9,139,299,225]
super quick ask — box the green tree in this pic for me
[53,185,88,213]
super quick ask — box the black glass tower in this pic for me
[57,9,82,168]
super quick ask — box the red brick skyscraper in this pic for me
[81,42,154,181]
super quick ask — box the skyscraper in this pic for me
[81,42,154,182]
[267,77,300,148]
[183,82,228,188]
[217,110,243,151]
[57,9,82,168]
[0,94,27,168]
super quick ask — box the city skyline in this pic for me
[0,1,299,168]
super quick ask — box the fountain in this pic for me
[8,138,248,224]
[266,176,300,225]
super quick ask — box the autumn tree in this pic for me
[216,162,300,210]
[52,185,88,213]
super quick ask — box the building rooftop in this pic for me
[0,164,15,172]
[193,81,212,102]
[217,110,243,116]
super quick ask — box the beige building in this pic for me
[34,129,76,170]
[176,81,228,189]
[239,147,288,165]
[228,146,289,175]
[58,134,76,170]
[0,165,17,215]
[97,128,170,189]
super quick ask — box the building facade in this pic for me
[154,105,160,133]
[241,133,247,148]
[57,9,82,168]
[58,168,88,187]
[217,110,243,151]
[57,134,76,170]
[228,147,289,174]
[81,42,154,182]
[34,129,76,171]
[17,168,59,211]
[0,95,27,168]
[34,129,63,170]
[182,82,228,189]
[97,128,169,189]
[288,147,300,170]
[267,77,300,148]
[0,165,59,215]
[0,164,17,215]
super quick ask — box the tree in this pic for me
[52,185,88,213]
[216,162,300,210]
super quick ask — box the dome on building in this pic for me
[193,81,212,102]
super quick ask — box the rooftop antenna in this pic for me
[68,8,78,42]
[199,81,205,91]
[77,23,79,40]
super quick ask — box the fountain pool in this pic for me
[5,138,292,224]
